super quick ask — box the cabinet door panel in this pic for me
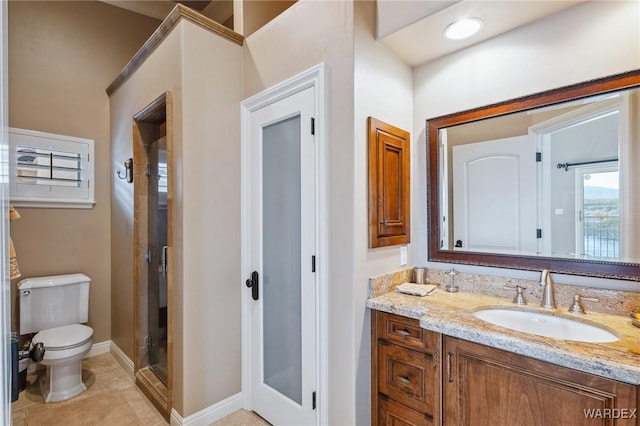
[379,342,435,414]
[379,397,433,426]
[368,117,410,248]
[444,337,638,426]
[377,311,436,354]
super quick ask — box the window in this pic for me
[9,128,95,208]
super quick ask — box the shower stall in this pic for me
[133,92,173,418]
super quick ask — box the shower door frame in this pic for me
[133,91,174,421]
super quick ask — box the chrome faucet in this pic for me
[540,269,556,309]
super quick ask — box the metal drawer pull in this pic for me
[447,352,454,383]
[396,375,410,384]
[394,328,411,336]
[433,344,439,368]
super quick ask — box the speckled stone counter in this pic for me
[367,289,640,385]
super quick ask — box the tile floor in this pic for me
[11,352,269,425]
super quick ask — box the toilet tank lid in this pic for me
[18,273,91,290]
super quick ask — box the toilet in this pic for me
[18,273,94,403]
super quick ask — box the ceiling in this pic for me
[103,0,588,67]
[100,0,230,22]
[377,0,588,67]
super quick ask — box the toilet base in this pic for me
[40,361,87,403]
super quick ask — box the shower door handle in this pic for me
[246,271,259,301]
[161,246,168,279]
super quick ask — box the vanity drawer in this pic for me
[379,396,433,426]
[378,341,436,415]
[377,311,435,354]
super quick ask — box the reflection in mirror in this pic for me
[427,70,640,280]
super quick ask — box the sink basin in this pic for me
[473,308,618,343]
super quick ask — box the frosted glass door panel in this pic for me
[262,115,302,405]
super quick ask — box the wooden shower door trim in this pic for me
[132,91,174,421]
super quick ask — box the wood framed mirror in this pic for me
[426,69,640,281]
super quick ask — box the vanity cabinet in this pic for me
[443,336,638,426]
[372,311,442,426]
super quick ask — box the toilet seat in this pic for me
[34,324,93,350]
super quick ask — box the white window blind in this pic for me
[9,128,95,208]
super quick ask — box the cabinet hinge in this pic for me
[536,229,542,239]
[144,249,152,262]
[312,255,316,273]
[145,165,151,177]
[311,117,315,136]
[536,152,542,162]
[312,391,316,410]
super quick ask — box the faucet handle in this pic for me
[540,269,551,285]
[503,285,527,305]
[568,294,600,314]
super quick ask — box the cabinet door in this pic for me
[443,336,638,426]
[379,397,433,426]
[377,311,437,354]
[379,342,435,414]
[368,117,410,248]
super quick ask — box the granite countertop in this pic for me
[367,289,640,385]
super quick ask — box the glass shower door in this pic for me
[147,137,168,385]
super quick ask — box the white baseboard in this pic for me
[97,341,242,425]
[87,340,111,358]
[170,392,243,426]
[109,341,135,378]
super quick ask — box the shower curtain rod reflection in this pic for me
[556,158,618,171]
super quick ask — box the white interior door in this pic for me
[452,135,537,254]
[247,86,317,425]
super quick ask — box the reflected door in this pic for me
[248,87,316,425]
[452,135,537,254]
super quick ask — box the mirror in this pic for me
[426,69,640,281]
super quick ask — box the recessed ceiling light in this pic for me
[444,18,483,40]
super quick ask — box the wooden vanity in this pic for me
[372,311,441,425]
[370,296,640,426]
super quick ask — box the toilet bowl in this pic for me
[33,324,93,402]
[18,273,94,403]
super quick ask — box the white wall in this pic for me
[243,1,356,422]
[413,1,640,278]
[353,1,413,425]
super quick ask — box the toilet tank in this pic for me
[18,273,91,335]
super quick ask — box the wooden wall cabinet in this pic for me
[443,336,638,426]
[372,311,442,426]
[368,117,410,248]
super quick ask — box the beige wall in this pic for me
[109,19,242,417]
[109,19,183,385]
[180,21,242,416]
[238,0,296,37]
[8,1,159,342]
